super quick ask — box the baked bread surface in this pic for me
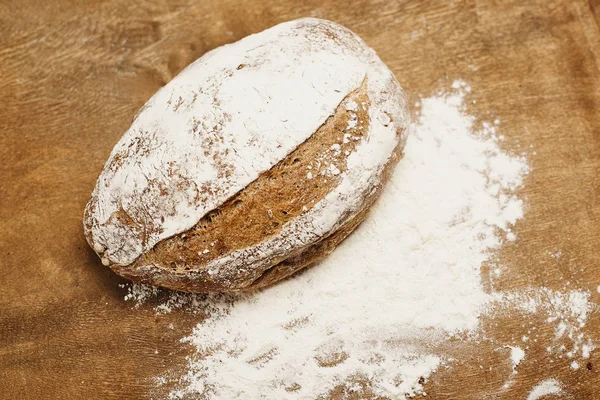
[84,18,409,292]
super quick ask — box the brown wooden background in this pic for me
[1,0,600,399]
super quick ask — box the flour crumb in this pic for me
[547,249,563,260]
[508,346,525,370]
[346,115,358,129]
[502,346,525,389]
[570,360,579,370]
[582,342,595,358]
[122,283,159,306]
[527,379,564,400]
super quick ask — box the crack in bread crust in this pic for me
[112,124,405,293]
[84,19,379,267]
[112,134,403,292]
[123,81,373,289]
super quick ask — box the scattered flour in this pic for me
[570,360,579,370]
[138,81,530,399]
[501,346,525,389]
[121,283,235,315]
[547,249,563,260]
[122,81,595,398]
[508,346,526,370]
[489,288,597,362]
[122,283,159,305]
[526,379,565,400]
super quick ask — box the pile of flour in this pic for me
[123,80,600,399]
[121,79,600,399]
[125,81,600,399]
[126,80,526,399]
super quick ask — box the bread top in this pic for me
[84,18,408,271]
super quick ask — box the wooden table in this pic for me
[1,0,599,398]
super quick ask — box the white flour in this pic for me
[502,346,525,390]
[500,345,525,389]
[526,379,564,400]
[488,288,597,363]
[508,346,526,368]
[147,81,529,399]
[124,81,596,398]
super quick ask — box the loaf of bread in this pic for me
[83,18,409,292]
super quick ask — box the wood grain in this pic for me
[1,0,599,399]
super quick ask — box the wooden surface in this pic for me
[1,0,600,398]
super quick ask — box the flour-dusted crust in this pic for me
[84,18,409,292]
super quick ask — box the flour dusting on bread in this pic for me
[84,18,409,291]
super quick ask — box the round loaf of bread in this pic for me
[83,18,409,292]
